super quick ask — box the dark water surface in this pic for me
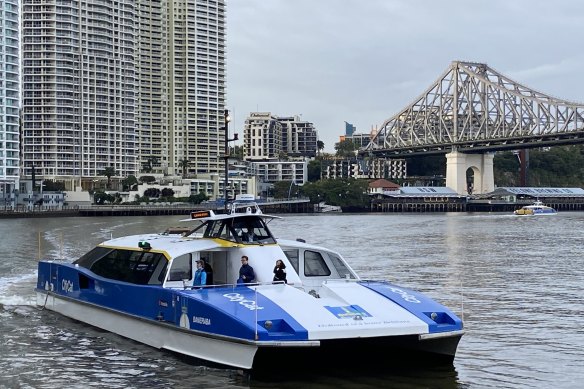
[1,212,583,388]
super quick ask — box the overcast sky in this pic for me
[226,0,584,153]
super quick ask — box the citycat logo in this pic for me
[386,286,421,303]
[223,292,264,311]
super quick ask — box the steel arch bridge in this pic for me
[363,61,584,194]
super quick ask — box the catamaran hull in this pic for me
[36,290,463,371]
[37,290,259,369]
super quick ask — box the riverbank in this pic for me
[0,200,314,218]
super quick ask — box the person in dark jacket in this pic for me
[200,258,213,285]
[238,255,255,284]
[272,259,287,283]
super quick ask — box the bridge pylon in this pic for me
[446,151,494,195]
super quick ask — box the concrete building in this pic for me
[0,0,20,207]
[142,0,226,177]
[278,115,318,158]
[21,0,138,191]
[243,112,318,160]
[243,112,282,160]
[20,0,226,191]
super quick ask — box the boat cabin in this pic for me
[72,201,359,295]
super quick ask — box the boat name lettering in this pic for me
[61,279,73,293]
[222,293,264,311]
[387,287,420,303]
[192,316,211,325]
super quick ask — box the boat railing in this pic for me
[170,280,290,290]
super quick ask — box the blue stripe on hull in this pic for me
[358,280,463,333]
[37,261,309,341]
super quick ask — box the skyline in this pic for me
[226,0,584,153]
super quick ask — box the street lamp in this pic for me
[223,109,238,211]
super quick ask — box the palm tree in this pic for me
[99,166,116,189]
[317,140,325,156]
[179,158,190,178]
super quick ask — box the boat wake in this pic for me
[0,273,37,307]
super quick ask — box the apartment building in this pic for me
[243,112,283,160]
[21,0,138,190]
[0,0,20,203]
[20,0,226,190]
[243,112,317,161]
[149,0,226,177]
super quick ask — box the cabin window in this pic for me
[168,253,192,281]
[87,249,167,285]
[328,253,356,279]
[74,246,114,269]
[283,249,299,273]
[304,250,331,277]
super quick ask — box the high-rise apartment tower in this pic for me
[0,0,20,199]
[148,0,226,177]
[21,0,137,190]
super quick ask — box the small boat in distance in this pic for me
[35,195,464,373]
[514,200,557,216]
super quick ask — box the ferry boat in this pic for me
[35,195,464,372]
[513,200,557,216]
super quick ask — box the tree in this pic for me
[188,192,209,204]
[142,156,159,173]
[99,166,116,189]
[161,188,175,198]
[122,175,138,191]
[307,160,322,182]
[334,139,357,158]
[139,175,156,184]
[93,191,114,205]
[317,140,325,156]
[179,158,190,178]
[144,188,161,198]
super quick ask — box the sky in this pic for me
[226,0,584,153]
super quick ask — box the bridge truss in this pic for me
[365,61,584,157]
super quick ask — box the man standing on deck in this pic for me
[238,256,255,283]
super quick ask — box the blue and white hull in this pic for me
[35,199,464,371]
[36,262,462,370]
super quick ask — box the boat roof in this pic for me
[179,200,281,223]
[100,233,223,259]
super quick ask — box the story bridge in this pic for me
[363,61,584,194]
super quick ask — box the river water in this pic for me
[0,212,583,388]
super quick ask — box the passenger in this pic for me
[272,259,287,283]
[193,260,207,286]
[241,228,255,243]
[238,255,255,284]
[201,258,213,285]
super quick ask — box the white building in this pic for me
[138,0,227,178]
[0,0,20,207]
[21,0,138,191]
[20,0,227,191]
[243,112,318,160]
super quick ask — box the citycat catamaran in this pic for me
[36,194,464,372]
